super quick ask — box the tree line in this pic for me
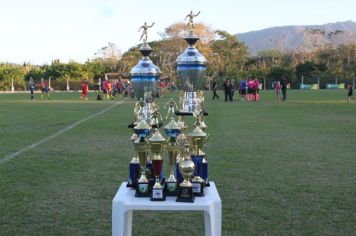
[1,23,355,91]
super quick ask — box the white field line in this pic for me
[0,101,123,164]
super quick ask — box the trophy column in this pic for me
[127,133,140,188]
[133,119,151,197]
[188,120,208,197]
[149,129,166,201]
[163,117,181,196]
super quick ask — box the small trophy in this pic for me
[188,109,208,196]
[176,145,195,202]
[127,133,140,188]
[189,127,208,196]
[149,129,166,201]
[175,113,189,183]
[164,116,181,196]
[134,119,151,197]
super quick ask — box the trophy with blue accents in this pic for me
[149,129,166,201]
[163,99,181,195]
[175,11,210,202]
[128,22,161,196]
[125,13,213,203]
[131,22,160,103]
[189,109,209,196]
[133,118,151,197]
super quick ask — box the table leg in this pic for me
[113,202,133,236]
[204,211,212,236]
[112,201,124,236]
[214,200,222,236]
[204,201,222,236]
[124,210,133,236]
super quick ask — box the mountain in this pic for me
[236,21,356,56]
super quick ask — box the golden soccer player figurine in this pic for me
[138,22,155,42]
[185,10,200,30]
[164,98,178,120]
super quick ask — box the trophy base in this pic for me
[135,183,150,197]
[126,178,134,188]
[205,178,210,187]
[176,186,195,203]
[150,187,166,201]
[164,181,178,196]
[192,181,205,197]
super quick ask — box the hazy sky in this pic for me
[1,0,355,65]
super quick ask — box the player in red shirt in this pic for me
[40,78,49,100]
[80,80,89,100]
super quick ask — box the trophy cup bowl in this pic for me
[177,48,206,92]
[130,43,160,101]
[134,120,151,141]
[179,159,195,187]
[149,130,166,201]
[164,118,181,141]
[188,126,208,156]
[176,146,195,202]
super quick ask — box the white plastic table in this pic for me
[112,181,222,236]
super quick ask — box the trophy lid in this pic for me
[164,118,182,139]
[188,125,207,138]
[164,118,181,131]
[134,119,151,131]
[139,40,152,57]
[149,129,166,143]
[184,30,199,46]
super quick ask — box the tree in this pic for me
[269,66,296,87]
[0,64,26,90]
[93,42,122,72]
[210,30,248,80]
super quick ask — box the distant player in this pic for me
[275,81,281,99]
[247,79,254,101]
[347,83,353,103]
[239,79,246,101]
[80,80,89,100]
[29,77,35,100]
[40,78,49,100]
[105,79,113,100]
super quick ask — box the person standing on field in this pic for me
[80,80,89,100]
[347,83,353,103]
[212,79,219,99]
[40,78,49,100]
[280,76,287,101]
[29,77,35,100]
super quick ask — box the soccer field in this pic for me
[0,90,355,235]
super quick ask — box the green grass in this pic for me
[0,90,355,235]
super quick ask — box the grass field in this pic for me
[0,90,355,236]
